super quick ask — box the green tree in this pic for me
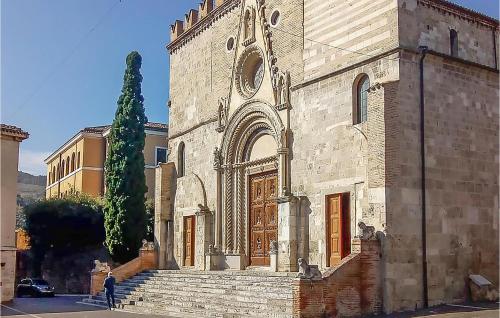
[24,194,105,276]
[104,51,148,263]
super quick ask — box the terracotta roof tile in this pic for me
[1,124,29,139]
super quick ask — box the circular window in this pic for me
[270,10,280,27]
[236,46,265,99]
[226,37,235,51]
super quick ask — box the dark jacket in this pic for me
[103,276,116,293]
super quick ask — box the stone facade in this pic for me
[157,0,499,314]
[1,124,29,302]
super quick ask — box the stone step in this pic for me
[98,289,293,307]
[119,279,294,290]
[83,270,296,318]
[106,286,293,301]
[115,283,292,297]
[144,269,297,278]
[122,298,293,318]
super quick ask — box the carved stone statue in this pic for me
[274,71,290,110]
[297,258,322,280]
[141,239,155,251]
[358,221,376,240]
[213,147,223,169]
[243,7,256,46]
[92,260,110,273]
[216,98,228,132]
[269,240,278,255]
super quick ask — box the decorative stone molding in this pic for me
[168,0,241,53]
[235,45,265,99]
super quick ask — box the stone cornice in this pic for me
[418,0,499,29]
[167,0,241,54]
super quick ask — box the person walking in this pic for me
[103,271,116,310]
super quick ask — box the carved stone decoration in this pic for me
[216,97,229,132]
[213,147,223,170]
[141,239,155,251]
[269,240,278,255]
[297,258,322,280]
[92,260,111,273]
[357,221,376,240]
[273,71,291,110]
[243,7,256,46]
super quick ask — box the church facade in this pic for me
[155,0,499,313]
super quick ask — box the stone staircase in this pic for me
[82,269,296,317]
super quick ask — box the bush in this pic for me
[23,194,105,275]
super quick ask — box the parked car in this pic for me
[16,278,55,297]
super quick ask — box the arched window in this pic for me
[71,153,76,172]
[66,156,70,175]
[450,29,458,57]
[77,152,81,169]
[56,165,60,180]
[354,75,370,124]
[48,172,51,185]
[178,142,185,178]
[61,160,65,177]
[52,167,56,183]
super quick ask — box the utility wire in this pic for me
[6,0,123,118]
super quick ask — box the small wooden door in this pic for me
[326,193,350,267]
[249,171,278,266]
[183,216,195,266]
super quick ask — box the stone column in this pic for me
[213,148,223,251]
[154,162,176,269]
[195,207,213,270]
[277,196,298,272]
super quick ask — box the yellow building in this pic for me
[1,124,29,302]
[45,122,168,199]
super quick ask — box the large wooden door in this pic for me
[249,171,278,266]
[326,193,350,267]
[183,216,195,266]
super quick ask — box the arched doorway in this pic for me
[216,101,287,269]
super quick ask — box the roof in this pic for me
[45,121,168,163]
[83,122,168,134]
[1,124,29,140]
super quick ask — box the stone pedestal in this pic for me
[224,254,247,270]
[195,208,213,270]
[270,241,278,272]
[277,196,298,272]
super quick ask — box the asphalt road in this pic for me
[0,295,498,318]
[0,295,168,318]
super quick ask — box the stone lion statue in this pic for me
[358,221,376,240]
[141,239,155,250]
[92,260,110,273]
[297,258,322,280]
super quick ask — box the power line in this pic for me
[6,0,123,118]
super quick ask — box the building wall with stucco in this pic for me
[1,125,28,303]
[45,126,167,200]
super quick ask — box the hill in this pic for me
[17,171,46,228]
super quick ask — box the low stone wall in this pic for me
[292,237,382,317]
[90,244,157,296]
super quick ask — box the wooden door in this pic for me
[326,193,350,267]
[183,216,195,266]
[249,171,278,266]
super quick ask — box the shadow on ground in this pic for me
[0,295,101,316]
[383,302,499,317]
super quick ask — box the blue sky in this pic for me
[1,0,498,175]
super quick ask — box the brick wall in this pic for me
[292,238,382,317]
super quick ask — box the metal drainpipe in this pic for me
[418,45,429,309]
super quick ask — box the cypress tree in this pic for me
[104,51,147,263]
